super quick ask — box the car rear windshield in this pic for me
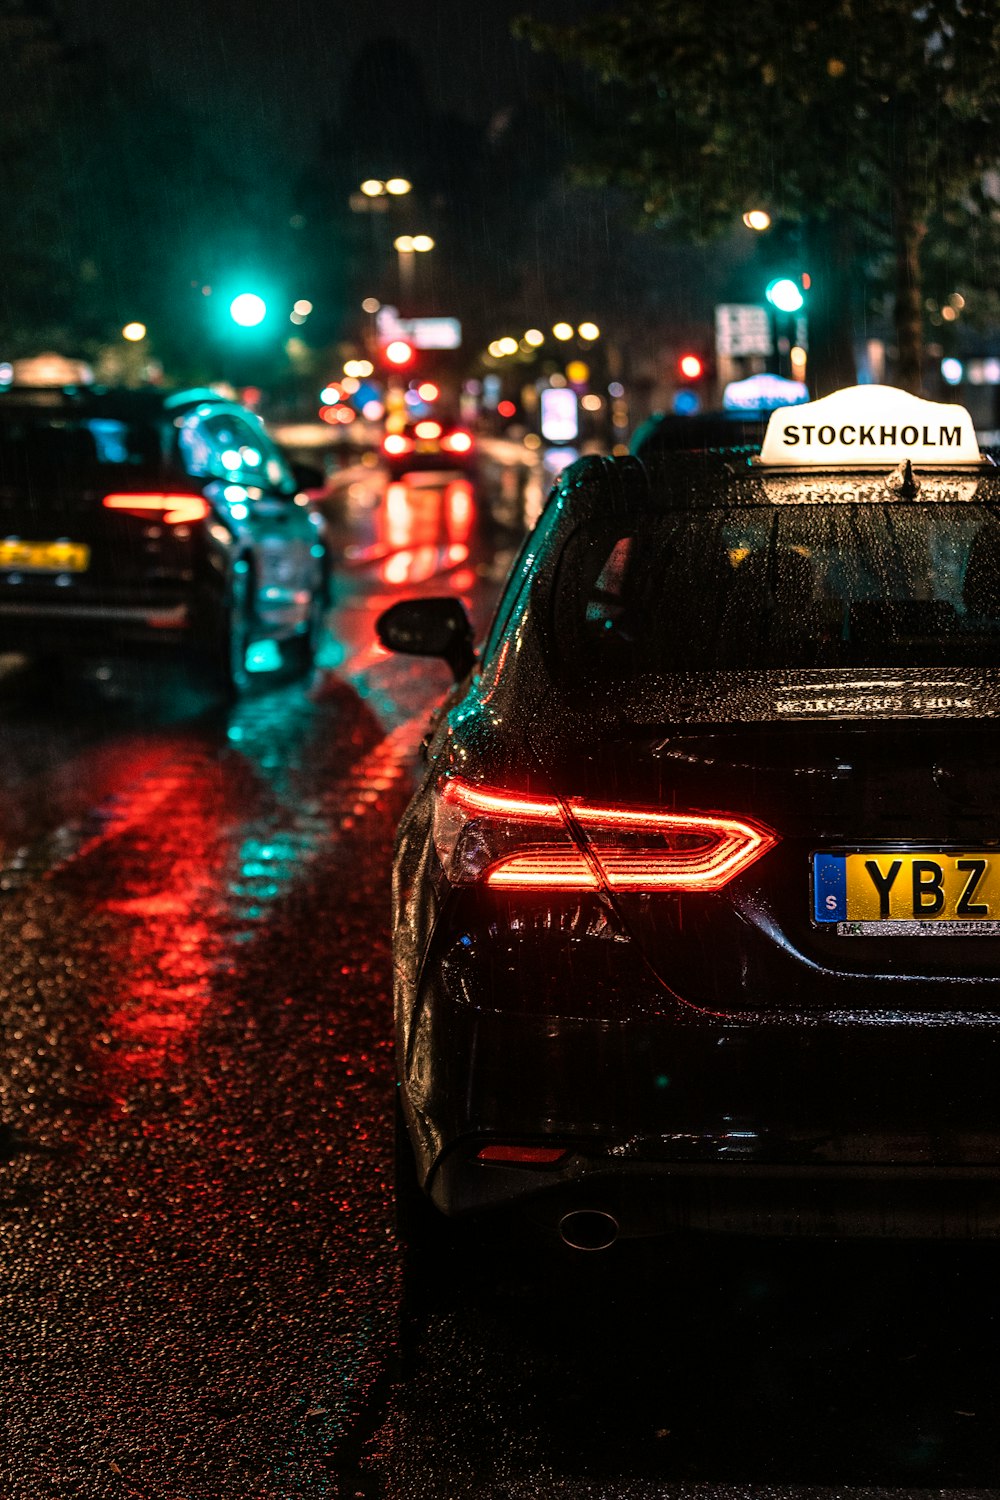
[550,503,1000,682]
[0,410,165,488]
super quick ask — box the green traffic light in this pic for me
[765,278,804,313]
[229,292,267,327]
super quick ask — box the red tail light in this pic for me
[441,430,473,454]
[434,777,777,892]
[103,493,209,525]
[382,434,413,457]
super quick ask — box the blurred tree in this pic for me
[0,0,274,383]
[516,1,1000,394]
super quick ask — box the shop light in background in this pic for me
[540,387,579,442]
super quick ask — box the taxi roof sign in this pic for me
[759,384,980,467]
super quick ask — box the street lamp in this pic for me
[552,322,574,341]
[122,322,146,342]
[394,234,434,297]
[743,209,772,231]
[360,177,412,198]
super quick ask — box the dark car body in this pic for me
[384,413,1000,1244]
[0,385,331,690]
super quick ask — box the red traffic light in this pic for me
[385,340,414,367]
[678,353,704,380]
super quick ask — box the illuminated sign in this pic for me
[540,387,579,442]
[715,303,772,358]
[723,373,809,412]
[760,385,980,467]
[376,305,461,349]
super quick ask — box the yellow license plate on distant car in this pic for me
[814,851,1000,933]
[415,440,441,453]
[0,540,90,572]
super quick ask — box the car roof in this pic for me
[623,385,992,494]
[553,449,1000,518]
[0,385,232,420]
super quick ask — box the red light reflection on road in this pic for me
[384,482,414,549]
[375,477,478,559]
[444,480,474,543]
[95,759,223,1087]
[380,543,468,586]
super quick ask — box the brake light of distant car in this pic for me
[441,430,473,454]
[382,434,414,456]
[414,420,442,440]
[433,777,777,892]
[102,493,210,525]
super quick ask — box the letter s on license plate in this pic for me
[813,851,1000,933]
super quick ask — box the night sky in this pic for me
[71,0,569,167]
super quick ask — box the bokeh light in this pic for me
[229,293,267,327]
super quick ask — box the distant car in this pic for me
[380,382,1000,1251]
[0,385,332,695]
[381,418,475,480]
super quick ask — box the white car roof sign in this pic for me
[759,383,980,467]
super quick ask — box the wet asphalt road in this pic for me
[1,474,1000,1499]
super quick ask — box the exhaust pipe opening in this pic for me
[558,1208,619,1252]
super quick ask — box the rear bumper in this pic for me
[0,597,195,650]
[402,961,1000,1237]
[432,1151,1000,1240]
[385,455,475,480]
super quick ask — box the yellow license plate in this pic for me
[0,540,90,572]
[415,441,441,453]
[814,850,1000,927]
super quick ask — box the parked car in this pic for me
[379,383,1000,1251]
[0,384,332,695]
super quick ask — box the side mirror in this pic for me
[376,596,476,682]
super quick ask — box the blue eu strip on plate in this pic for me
[813,853,847,922]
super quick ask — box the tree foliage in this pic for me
[517,0,1000,392]
[0,0,265,378]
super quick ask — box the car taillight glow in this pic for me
[436,777,778,892]
[102,493,210,524]
[441,430,473,453]
[382,433,413,456]
[414,419,442,439]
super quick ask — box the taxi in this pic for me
[378,385,1000,1249]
